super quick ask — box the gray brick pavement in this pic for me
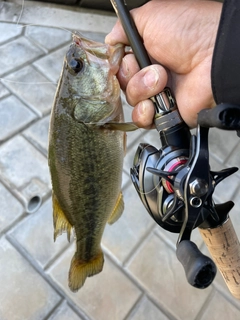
[0,82,10,99]
[1,2,240,320]
[0,182,23,234]
[23,115,50,156]
[25,25,72,53]
[0,237,61,320]
[8,199,69,269]
[4,65,56,116]
[0,94,36,142]
[0,36,44,76]
[48,301,82,320]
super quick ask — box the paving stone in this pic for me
[122,96,134,122]
[209,154,229,173]
[0,82,10,98]
[0,22,22,43]
[214,273,240,309]
[0,182,23,234]
[208,128,239,164]
[122,98,146,148]
[127,233,212,320]
[25,25,71,52]
[0,95,36,142]
[1,3,116,33]
[0,136,51,211]
[102,184,154,264]
[48,301,83,320]
[9,198,69,269]
[122,169,132,190]
[199,290,240,320]
[0,36,44,76]
[0,135,50,188]
[209,152,237,206]
[127,296,169,320]
[210,148,240,205]
[225,139,240,173]
[212,168,240,203]
[80,31,107,43]
[33,45,69,83]
[4,65,56,116]
[0,237,61,320]
[124,129,145,165]
[155,223,204,251]
[228,193,240,244]
[23,115,50,156]
[47,244,141,320]
[142,126,163,146]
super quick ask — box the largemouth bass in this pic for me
[48,34,134,292]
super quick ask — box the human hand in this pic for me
[105,0,222,128]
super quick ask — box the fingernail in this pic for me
[122,57,129,78]
[138,101,147,116]
[143,67,159,89]
[134,100,155,128]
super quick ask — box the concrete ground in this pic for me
[0,1,240,319]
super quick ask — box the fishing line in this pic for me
[136,180,162,196]
[2,23,73,87]
[129,143,163,196]
[0,78,57,85]
[16,0,24,25]
[1,24,89,87]
[16,23,74,36]
[14,0,74,36]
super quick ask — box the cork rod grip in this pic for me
[199,218,240,299]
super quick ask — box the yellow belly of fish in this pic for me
[48,113,125,291]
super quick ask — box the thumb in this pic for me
[105,19,129,46]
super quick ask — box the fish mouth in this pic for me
[72,33,124,75]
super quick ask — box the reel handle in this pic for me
[176,240,216,289]
[199,218,240,299]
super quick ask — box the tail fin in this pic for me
[68,252,104,292]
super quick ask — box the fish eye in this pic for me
[68,58,84,73]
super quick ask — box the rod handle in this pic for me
[199,218,240,299]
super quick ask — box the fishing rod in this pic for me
[110,0,240,299]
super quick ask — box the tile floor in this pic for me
[0,1,240,319]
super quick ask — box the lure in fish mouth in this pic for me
[48,33,137,292]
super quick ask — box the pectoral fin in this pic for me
[108,192,124,225]
[52,193,72,242]
[104,122,139,132]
